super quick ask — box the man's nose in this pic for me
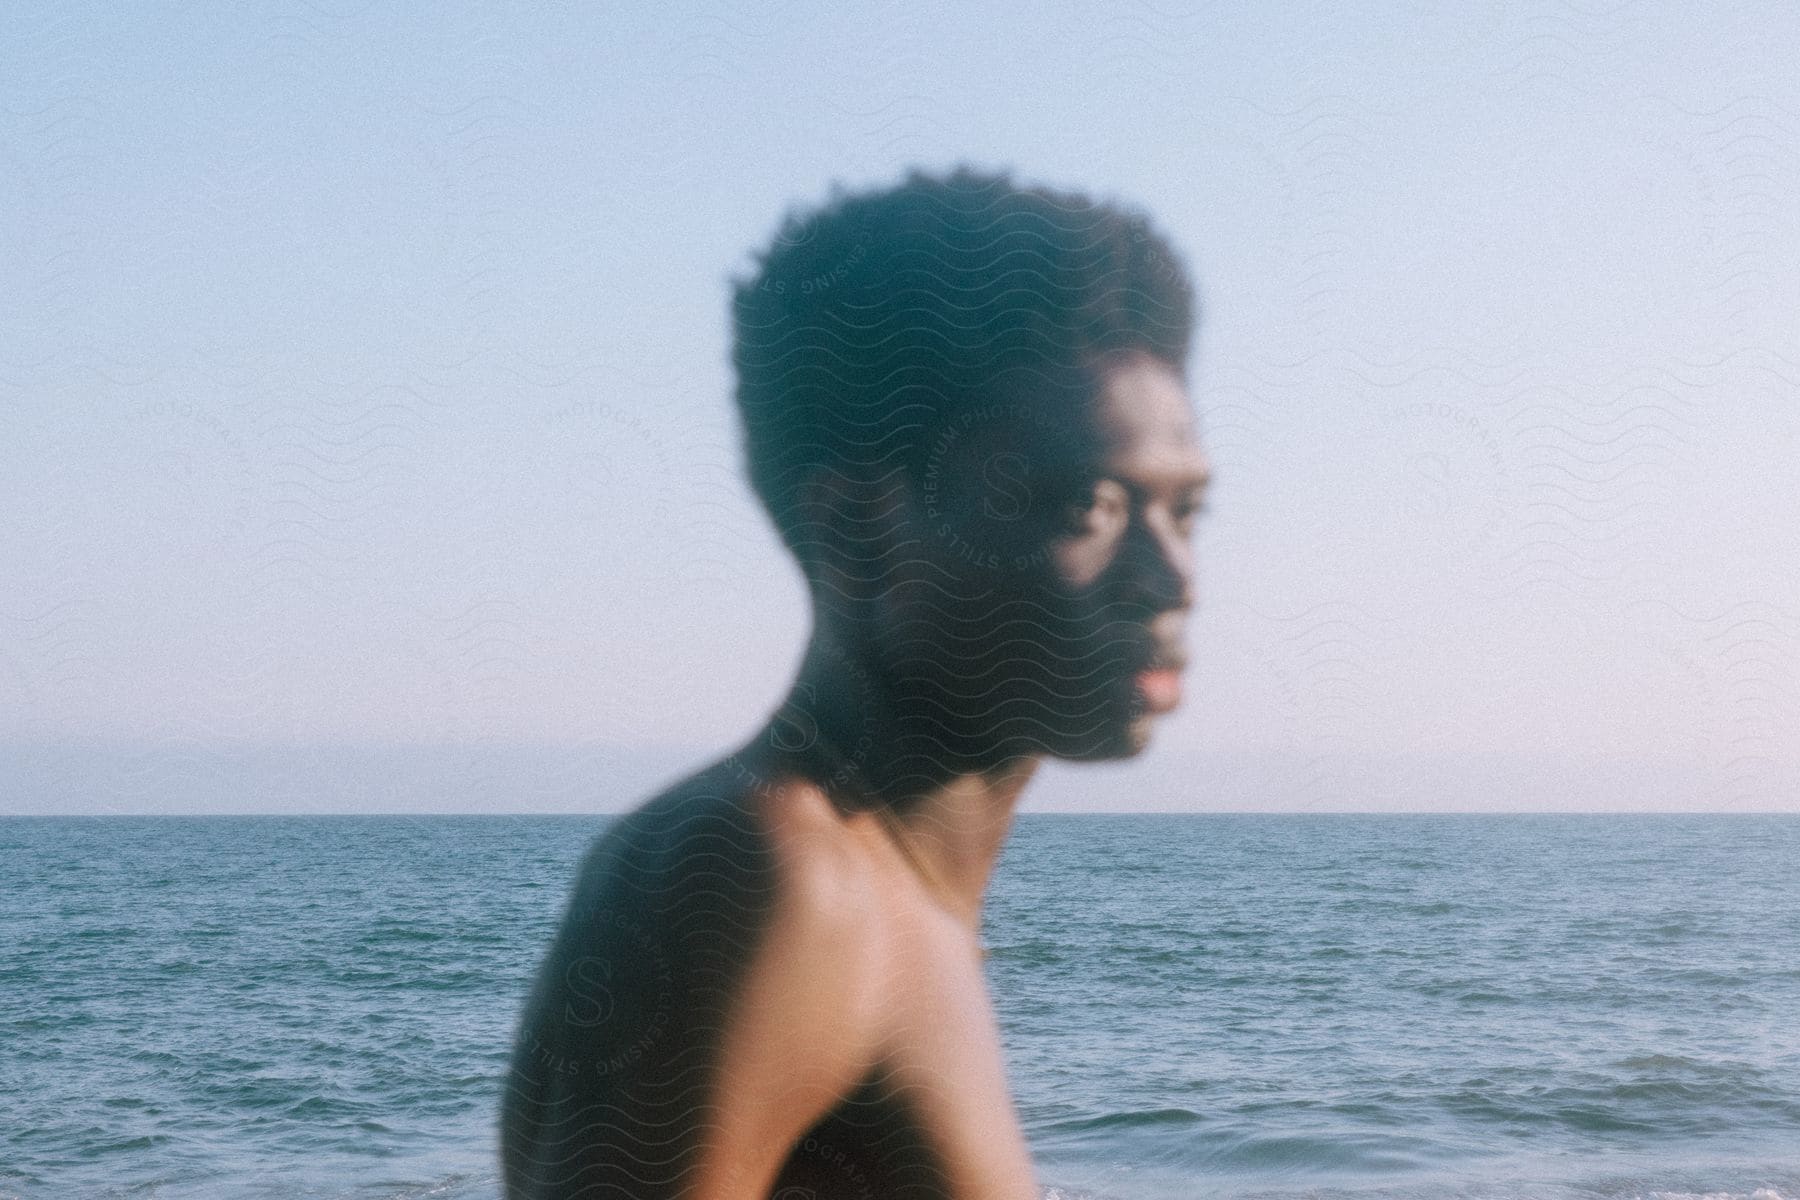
[1116,515,1194,614]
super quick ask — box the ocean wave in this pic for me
[9,814,1800,1200]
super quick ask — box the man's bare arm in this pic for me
[501,783,881,1200]
[681,791,883,1196]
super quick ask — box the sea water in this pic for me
[3,814,1797,1199]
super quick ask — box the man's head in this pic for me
[731,165,1207,766]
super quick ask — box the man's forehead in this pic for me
[931,353,1206,478]
[1089,351,1199,455]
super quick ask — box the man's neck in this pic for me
[867,758,1036,930]
[766,625,1041,929]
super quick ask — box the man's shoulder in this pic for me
[571,760,879,977]
[576,759,827,896]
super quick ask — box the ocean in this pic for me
[3,813,1797,1200]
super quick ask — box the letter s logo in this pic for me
[564,955,617,1028]
[982,452,1031,522]
[770,682,819,752]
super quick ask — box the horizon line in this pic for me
[6,808,1796,818]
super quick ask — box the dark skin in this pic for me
[500,350,1211,1199]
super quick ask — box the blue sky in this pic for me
[4,1,1798,813]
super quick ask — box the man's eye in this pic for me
[1060,495,1098,532]
[1172,500,1210,527]
[1056,480,1127,535]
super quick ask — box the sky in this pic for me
[3,0,1798,814]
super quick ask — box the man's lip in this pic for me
[1132,666,1183,713]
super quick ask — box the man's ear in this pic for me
[791,463,923,616]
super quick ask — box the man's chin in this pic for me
[1049,714,1158,762]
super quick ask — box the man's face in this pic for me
[895,350,1210,761]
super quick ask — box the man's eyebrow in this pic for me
[1043,463,1212,494]
[1107,466,1212,504]
[1150,464,1213,493]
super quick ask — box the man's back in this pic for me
[498,759,1038,1199]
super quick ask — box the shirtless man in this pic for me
[500,165,1208,1199]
